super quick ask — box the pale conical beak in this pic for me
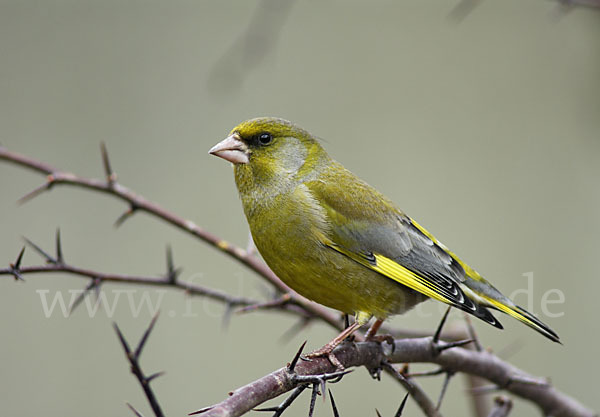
[208,133,249,164]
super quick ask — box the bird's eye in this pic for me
[257,133,273,145]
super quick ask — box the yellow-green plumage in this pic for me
[210,117,559,342]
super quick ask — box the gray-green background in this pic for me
[1,1,598,416]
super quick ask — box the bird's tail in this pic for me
[479,295,561,343]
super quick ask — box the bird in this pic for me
[209,117,560,358]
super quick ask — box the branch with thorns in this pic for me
[0,145,596,417]
[114,313,165,417]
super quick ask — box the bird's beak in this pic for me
[208,133,249,164]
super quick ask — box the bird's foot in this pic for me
[366,333,395,353]
[304,342,345,370]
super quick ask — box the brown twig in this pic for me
[191,340,386,417]
[195,338,596,417]
[388,338,594,417]
[381,361,442,417]
[0,234,257,310]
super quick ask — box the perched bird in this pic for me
[209,117,560,356]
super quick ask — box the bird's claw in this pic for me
[303,345,345,371]
[366,333,396,354]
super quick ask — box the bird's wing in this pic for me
[305,166,502,327]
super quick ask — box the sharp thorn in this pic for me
[23,236,57,264]
[146,371,165,383]
[292,369,353,385]
[14,246,26,269]
[287,340,307,372]
[308,383,318,417]
[435,371,455,410]
[100,142,117,185]
[10,247,26,281]
[254,385,307,416]
[165,245,180,283]
[276,386,307,416]
[55,228,64,264]
[436,339,474,353]
[320,378,327,403]
[328,371,350,384]
[394,392,410,417]
[17,179,53,205]
[328,389,340,417]
[114,205,137,228]
[135,311,160,359]
[113,322,132,355]
[433,306,452,344]
[375,409,382,417]
[166,245,174,271]
[126,402,145,417]
[188,406,214,415]
[252,406,280,412]
[69,278,100,315]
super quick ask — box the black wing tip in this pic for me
[515,305,561,344]
[453,299,504,330]
[479,306,503,330]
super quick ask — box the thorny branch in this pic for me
[0,232,313,319]
[195,337,595,417]
[114,313,165,417]
[0,145,596,417]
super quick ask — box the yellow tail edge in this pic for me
[481,296,561,343]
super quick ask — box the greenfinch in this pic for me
[209,117,559,354]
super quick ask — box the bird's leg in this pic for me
[305,320,363,359]
[365,318,384,339]
[305,312,371,369]
[364,318,395,352]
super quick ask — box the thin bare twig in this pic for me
[0,233,257,310]
[114,313,164,417]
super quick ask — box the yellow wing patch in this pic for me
[328,245,453,306]
[326,242,503,329]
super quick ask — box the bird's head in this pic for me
[209,117,327,187]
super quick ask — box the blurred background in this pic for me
[1,0,598,416]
